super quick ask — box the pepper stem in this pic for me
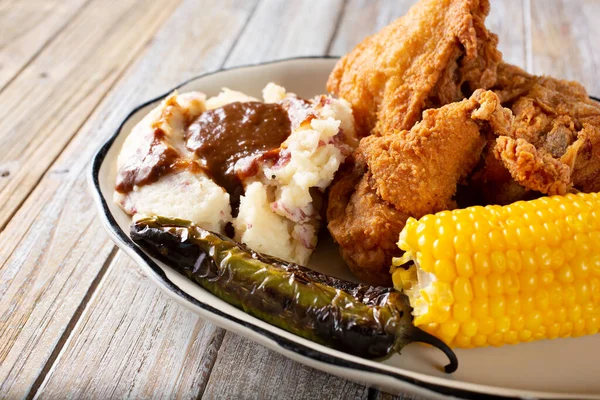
[405,326,458,373]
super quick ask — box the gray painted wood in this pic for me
[34,253,227,400]
[0,0,253,397]
[0,0,89,90]
[224,0,345,68]
[530,0,600,94]
[0,0,182,230]
[202,332,372,400]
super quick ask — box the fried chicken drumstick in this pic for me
[328,91,513,285]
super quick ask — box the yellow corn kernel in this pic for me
[503,331,519,344]
[434,259,457,282]
[488,230,506,251]
[453,276,474,302]
[473,334,487,347]
[505,295,521,316]
[392,192,600,348]
[461,320,478,337]
[454,334,472,348]
[504,272,520,296]
[455,253,474,277]
[453,302,471,322]
[472,299,488,318]
[472,276,488,298]
[473,253,491,275]
[433,237,455,260]
[586,317,599,335]
[534,245,553,270]
[505,249,522,273]
[520,250,537,273]
[454,234,473,254]
[471,232,491,253]
[488,273,504,296]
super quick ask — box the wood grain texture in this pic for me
[0,0,182,230]
[202,332,372,400]
[486,0,527,67]
[0,172,117,397]
[13,0,258,397]
[0,0,255,396]
[34,253,227,400]
[0,0,89,90]
[328,0,414,56]
[224,0,345,67]
[530,0,600,95]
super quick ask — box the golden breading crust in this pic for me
[327,0,501,138]
[470,63,600,202]
[327,90,513,286]
[327,162,408,286]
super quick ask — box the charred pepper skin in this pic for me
[130,216,457,373]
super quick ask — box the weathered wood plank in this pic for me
[486,0,527,67]
[0,0,89,90]
[34,253,227,400]
[530,0,600,94]
[0,172,117,397]
[224,0,345,67]
[0,0,182,230]
[328,0,414,56]
[202,332,372,400]
[0,0,266,396]
[0,0,257,398]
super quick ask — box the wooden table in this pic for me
[1,0,598,398]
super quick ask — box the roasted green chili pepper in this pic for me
[131,216,458,373]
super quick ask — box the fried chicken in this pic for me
[328,90,513,285]
[327,0,502,138]
[469,63,600,203]
[327,160,409,285]
[325,0,600,286]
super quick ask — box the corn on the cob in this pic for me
[392,192,600,348]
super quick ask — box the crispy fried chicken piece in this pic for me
[327,160,408,286]
[494,137,572,195]
[571,125,600,192]
[363,90,510,216]
[466,135,534,205]
[327,90,513,286]
[327,0,501,138]
[470,63,600,201]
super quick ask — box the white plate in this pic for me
[89,57,600,400]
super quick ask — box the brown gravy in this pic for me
[115,128,180,193]
[186,101,291,213]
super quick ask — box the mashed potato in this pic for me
[233,85,356,265]
[115,83,356,266]
[114,91,233,232]
[118,170,231,233]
